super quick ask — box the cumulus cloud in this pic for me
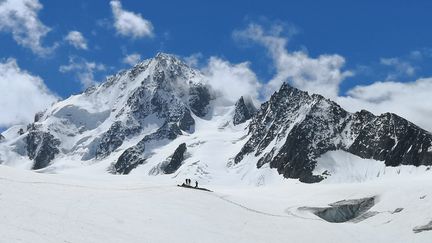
[380,57,415,80]
[64,31,88,50]
[122,53,141,66]
[202,57,261,104]
[0,58,58,127]
[59,57,106,88]
[0,0,55,56]
[232,23,432,132]
[110,0,153,39]
[233,23,353,99]
[337,78,432,132]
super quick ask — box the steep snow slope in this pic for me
[1,165,431,243]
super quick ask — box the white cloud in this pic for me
[338,78,432,132]
[110,0,153,39]
[202,57,261,104]
[122,53,141,66]
[232,23,432,132]
[233,23,352,99]
[64,31,88,50]
[183,53,203,68]
[0,58,58,127]
[59,57,106,88]
[0,0,55,56]
[380,57,415,80]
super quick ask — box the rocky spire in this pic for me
[233,96,257,125]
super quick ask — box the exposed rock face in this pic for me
[163,143,187,174]
[96,121,140,159]
[34,111,45,123]
[346,111,432,166]
[235,83,432,182]
[114,146,146,175]
[0,134,4,142]
[26,131,61,169]
[17,128,24,135]
[113,122,183,174]
[233,96,256,125]
[189,84,212,117]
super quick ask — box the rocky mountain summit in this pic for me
[234,83,432,182]
[0,53,431,183]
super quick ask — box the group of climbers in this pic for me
[182,178,198,188]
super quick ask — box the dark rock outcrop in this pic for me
[17,128,24,135]
[163,143,187,174]
[26,131,61,169]
[346,111,432,166]
[0,134,4,142]
[189,84,211,117]
[233,96,256,125]
[113,122,183,174]
[114,146,146,175]
[96,121,140,159]
[34,111,45,123]
[235,83,432,183]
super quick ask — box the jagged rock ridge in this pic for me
[235,83,432,182]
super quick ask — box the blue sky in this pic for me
[1,0,432,131]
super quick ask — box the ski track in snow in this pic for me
[213,193,291,218]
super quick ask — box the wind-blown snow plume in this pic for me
[202,57,261,104]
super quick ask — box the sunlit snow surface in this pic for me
[0,165,431,243]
